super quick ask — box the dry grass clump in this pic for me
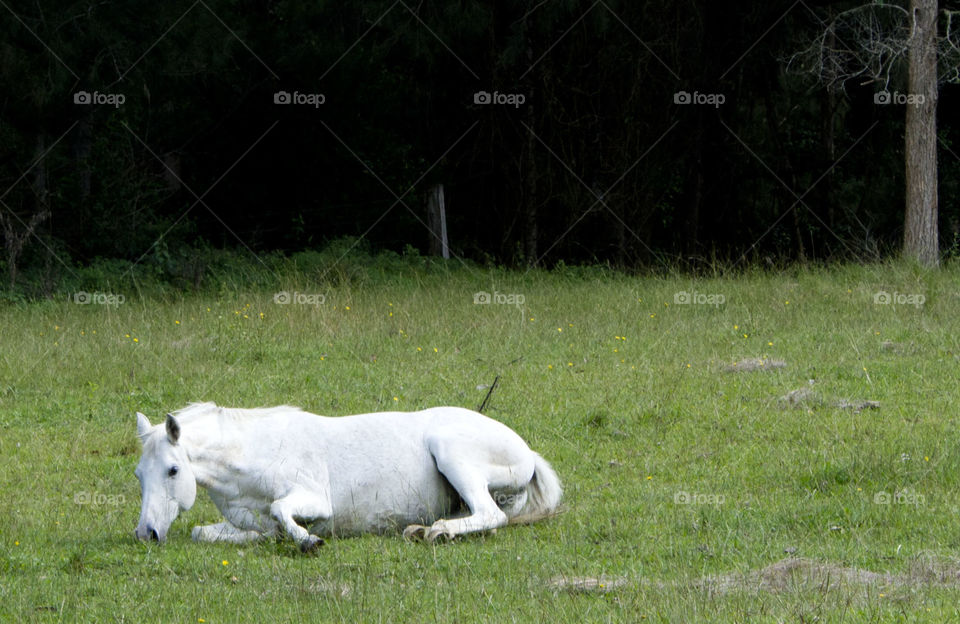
[724,358,787,372]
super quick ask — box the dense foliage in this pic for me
[1,0,959,291]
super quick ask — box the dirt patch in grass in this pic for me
[779,387,823,408]
[693,558,894,596]
[701,555,960,596]
[304,576,352,597]
[550,555,960,597]
[880,339,918,355]
[833,398,880,412]
[724,358,787,373]
[905,554,960,587]
[547,575,629,593]
[779,387,879,413]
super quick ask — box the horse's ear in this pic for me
[165,413,181,445]
[136,412,152,442]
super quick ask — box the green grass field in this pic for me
[3,257,960,622]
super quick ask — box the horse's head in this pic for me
[134,412,197,543]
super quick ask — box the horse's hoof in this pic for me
[425,526,455,544]
[300,535,325,553]
[403,525,428,541]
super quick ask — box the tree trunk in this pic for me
[903,0,939,266]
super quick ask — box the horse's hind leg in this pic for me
[405,432,535,543]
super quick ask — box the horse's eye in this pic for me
[168,466,179,477]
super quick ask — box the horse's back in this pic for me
[314,406,528,446]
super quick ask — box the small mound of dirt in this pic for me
[693,558,889,595]
[305,576,351,597]
[548,555,960,598]
[779,387,822,408]
[697,556,960,596]
[547,575,629,593]
[779,388,879,413]
[880,340,917,355]
[724,358,787,373]
[834,399,880,413]
[753,558,893,593]
[905,553,960,587]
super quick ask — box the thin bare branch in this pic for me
[783,2,959,91]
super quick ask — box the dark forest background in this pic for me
[2,0,959,290]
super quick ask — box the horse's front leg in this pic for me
[191,521,262,544]
[270,487,332,553]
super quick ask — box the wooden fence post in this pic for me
[427,184,449,259]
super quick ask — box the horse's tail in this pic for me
[509,452,563,525]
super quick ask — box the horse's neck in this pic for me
[181,416,242,490]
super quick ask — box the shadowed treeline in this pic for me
[1,0,959,291]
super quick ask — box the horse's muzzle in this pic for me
[135,525,163,542]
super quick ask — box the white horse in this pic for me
[134,403,562,551]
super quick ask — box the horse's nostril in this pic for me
[149,527,159,541]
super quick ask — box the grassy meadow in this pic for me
[2,254,960,622]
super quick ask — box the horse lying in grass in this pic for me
[134,403,562,551]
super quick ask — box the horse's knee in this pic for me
[192,522,262,544]
[192,523,223,542]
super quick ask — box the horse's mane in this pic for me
[171,402,306,425]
